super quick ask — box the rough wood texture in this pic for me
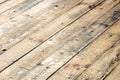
[0,0,120,80]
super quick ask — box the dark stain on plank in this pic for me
[112,9,120,20]
[84,64,91,68]
[2,49,7,52]
[55,4,58,7]
[37,62,43,66]
[109,49,120,67]
[88,0,105,9]
[115,49,120,61]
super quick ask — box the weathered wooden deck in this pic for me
[0,0,120,80]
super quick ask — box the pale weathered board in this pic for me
[0,0,120,80]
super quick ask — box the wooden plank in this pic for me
[0,0,83,53]
[0,0,26,14]
[104,64,120,80]
[0,0,7,4]
[0,0,119,79]
[48,4,120,80]
[0,0,108,70]
[0,0,53,32]
[0,0,44,24]
[0,0,103,70]
[76,40,120,80]
[19,3,120,80]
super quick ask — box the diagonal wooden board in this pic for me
[0,0,84,54]
[0,0,26,14]
[104,64,120,80]
[20,2,120,80]
[0,0,112,72]
[0,0,44,24]
[0,0,119,79]
[76,40,120,80]
[48,4,120,80]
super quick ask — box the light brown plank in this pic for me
[20,1,120,79]
[1,0,119,79]
[104,64,120,80]
[0,0,83,53]
[0,0,26,14]
[0,0,110,72]
[0,0,104,72]
[0,0,44,24]
[76,40,120,80]
[0,0,118,79]
[48,5,120,79]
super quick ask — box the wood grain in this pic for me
[0,0,120,80]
